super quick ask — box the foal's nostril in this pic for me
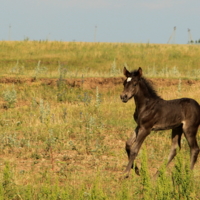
[120,94,125,100]
[120,94,127,101]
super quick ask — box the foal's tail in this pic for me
[198,103,200,126]
[198,104,200,126]
[199,104,200,126]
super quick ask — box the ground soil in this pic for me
[0,76,199,90]
[0,76,200,182]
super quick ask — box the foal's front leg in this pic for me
[125,127,139,158]
[124,127,150,178]
[125,127,139,174]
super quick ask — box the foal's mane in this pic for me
[130,70,161,99]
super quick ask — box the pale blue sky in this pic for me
[1,0,200,44]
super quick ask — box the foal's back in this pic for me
[150,97,200,131]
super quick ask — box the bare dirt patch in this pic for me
[0,76,199,90]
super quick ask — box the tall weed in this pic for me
[2,86,17,108]
[172,151,195,199]
[140,146,152,200]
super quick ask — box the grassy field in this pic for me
[1,41,200,78]
[0,41,200,199]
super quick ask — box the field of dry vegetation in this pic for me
[0,41,200,199]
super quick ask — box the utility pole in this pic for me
[94,26,97,42]
[167,26,176,44]
[188,29,193,44]
[8,24,11,40]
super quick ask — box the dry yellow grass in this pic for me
[0,41,200,79]
[0,41,200,199]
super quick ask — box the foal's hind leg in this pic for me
[183,125,199,169]
[155,126,182,177]
[167,126,183,166]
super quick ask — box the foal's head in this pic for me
[120,67,142,103]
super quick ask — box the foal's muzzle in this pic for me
[120,94,129,103]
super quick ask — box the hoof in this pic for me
[122,170,130,179]
[124,174,130,179]
[118,172,129,180]
[135,165,140,176]
[153,170,160,179]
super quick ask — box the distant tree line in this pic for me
[188,39,200,44]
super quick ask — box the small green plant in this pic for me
[57,64,80,103]
[34,60,48,79]
[0,132,19,150]
[31,152,41,160]
[147,64,157,77]
[39,99,51,124]
[1,162,17,199]
[177,78,182,97]
[90,174,106,200]
[110,58,119,76]
[2,86,17,108]
[61,107,67,123]
[45,129,58,170]
[117,179,132,200]
[57,77,67,102]
[170,66,180,77]
[10,60,25,75]
[155,161,172,200]
[58,62,68,78]
[192,68,200,80]
[140,146,152,200]
[172,151,194,199]
[78,92,92,106]
[95,86,101,108]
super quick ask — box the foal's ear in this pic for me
[138,67,142,77]
[123,67,131,77]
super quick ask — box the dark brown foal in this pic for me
[120,67,200,178]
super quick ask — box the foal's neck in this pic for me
[134,79,160,109]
